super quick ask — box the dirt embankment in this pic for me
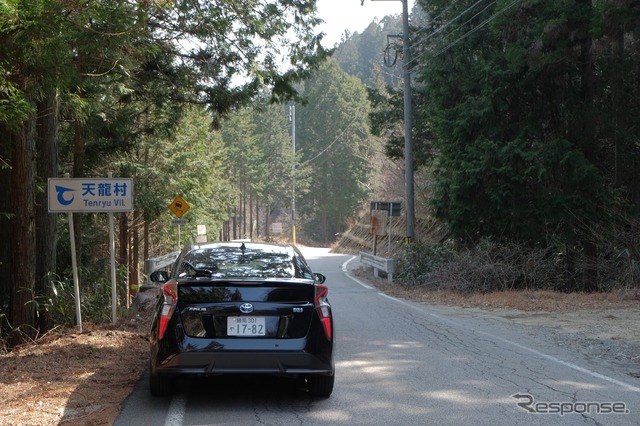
[0,289,158,426]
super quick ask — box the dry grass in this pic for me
[0,291,157,426]
[356,269,640,312]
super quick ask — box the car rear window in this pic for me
[176,245,313,279]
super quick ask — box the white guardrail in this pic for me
[141,251,180,290]
[359,251,395,283]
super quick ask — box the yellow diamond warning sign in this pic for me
[168,196,190,218]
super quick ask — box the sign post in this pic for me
[48,177,134,331]
[370,201,402,255]
[68,211,81,332]
[108,172,117,324]
[168,196,190,248]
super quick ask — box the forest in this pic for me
[0,0,330,346]
[2,0,640,347]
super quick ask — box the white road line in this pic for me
[492,336,640,393]
[342,256,374,289]
[164,394,186,426]
[376,290,640,393]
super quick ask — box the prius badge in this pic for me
[240,303,254,314]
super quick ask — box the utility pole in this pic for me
[289,104,297,245]
[363,0,415,243]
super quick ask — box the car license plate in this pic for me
[227,316,266,336]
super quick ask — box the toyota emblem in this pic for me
[240,303,254,314]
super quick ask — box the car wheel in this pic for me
[149,366,175,397]
[307,374,334,397]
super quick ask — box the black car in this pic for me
[148,242,334,397]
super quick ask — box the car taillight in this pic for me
[314,284,332,341]
[158,282,177,340]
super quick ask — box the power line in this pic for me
[407,0,496,70]
[411,0,493,45]
[433,0,521,56]
[407,0,521,69]
[303,109,367,164]
[410,0,464,39]
[380,0,485,72]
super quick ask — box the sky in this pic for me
[316,0,416,46]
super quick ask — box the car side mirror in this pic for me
[313,273,326,284]
[150,270,169,283]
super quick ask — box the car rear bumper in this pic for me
[151,333,334,377]
[152,350,334,376]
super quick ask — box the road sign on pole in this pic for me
[48,178,133,212]
[168,196,190,218]
[48,177,135,331]
[168,196,190,248]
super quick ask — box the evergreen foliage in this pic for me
[334,1,640,292]
[0,0,329,344]
[220,99,311,241]
[4,0,640,343]
[411,0,640,290]
[296,59,377,244]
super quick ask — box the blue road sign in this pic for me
[48,178,134,213]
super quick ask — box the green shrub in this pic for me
[45,267,129,326]
[394,239,455,286]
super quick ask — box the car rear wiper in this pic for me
[182,261,218,277]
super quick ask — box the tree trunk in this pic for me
[71,121,86,269]
[632,27,640,210]
[0,125,13,323]
[256,201,260,239]
[131,210,140,298]
[320,181,329,243]
[582,239,598,292]
[10,107,37,343]
[143,221,149,263]
[249,193,254,239]
[232,207,237,240]
[577,0,597,292]
[563,245,578,292]
[35,92,59,332]
[241,181,247,238]
[118,213,128,307]
[265,203,271,240]
[127,215,134,308]
[612,30,625,187]
[636,26,640,209]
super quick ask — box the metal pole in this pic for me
[108,172,117,325]
[388,205,393,255]
[68,212,82,333]
[291,105,297,246]
[365,0,415,242]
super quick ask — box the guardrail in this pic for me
[144,251,180,275]
[141,251,180,290]
[359,251,395,282]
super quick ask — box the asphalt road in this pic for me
[115,247,639,425]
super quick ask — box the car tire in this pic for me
[307,374,334,397]
[149,366,175,397]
